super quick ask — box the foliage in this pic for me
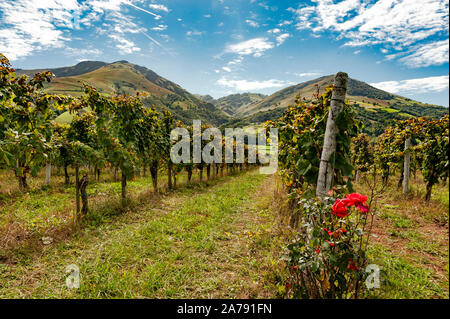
[269,86,358,195]
[282,193,371,299]
[0,53,70,189]
[351,133,374,173]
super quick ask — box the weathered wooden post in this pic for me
[403,131,411,194]
[44,163,51,185]
[316,72,348,198]
[80,174,89,216]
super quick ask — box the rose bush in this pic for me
[281,192,372,299]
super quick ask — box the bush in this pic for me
[282,192,372,299]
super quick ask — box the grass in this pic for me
[365,243,447,299]
[0,165,448,299]
[356,172,449,299]
[0,169,286,298]
[380,107,399,113]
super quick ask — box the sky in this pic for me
[0,0,449,106]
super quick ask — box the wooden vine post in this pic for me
[403,129,411,194]
[44,163,51,185]
[316,72,348,198]
[80,174,89,216]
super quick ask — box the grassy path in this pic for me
[0,170,284,298]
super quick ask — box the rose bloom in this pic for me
[341,197,354,207]
[355,202,370,213]
[346,193,369,213]
[346,193,368,204]
[331,199,350,217]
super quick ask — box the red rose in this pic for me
[346,193,369,213]
[341,197,355,207]
[355,202,370,213]
[346,193,368,204]
[331,199,350,217]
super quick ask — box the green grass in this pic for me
[380,107,399,113]
[0,170,283,298]
[355,172,449,299]
[379,210,414,229]
[365,243,447,299]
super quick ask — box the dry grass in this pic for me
[355,172,449,298]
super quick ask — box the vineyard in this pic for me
[0,53,449,299]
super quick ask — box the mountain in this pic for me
[194,94,215,103]
[16,61,108,78]
[17,61,229,126]
[214,93,267,116]
[230,75,448,135]
[195,93,266,116]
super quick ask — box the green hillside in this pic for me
[197,93,267,116]
[19,61,230,126]
[226,75,447,135]
[16,60,107,78]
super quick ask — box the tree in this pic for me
[351,133,374,183]
[417,115,449,201]
[0,54,68,190]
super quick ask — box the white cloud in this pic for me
[399,40,449,67]
[288,0,449,67]
[276,33,290,46]
[370,75,449,94]
[222,66,231,72]
[204,14,212,18]
[108,34,141,54]
[226,38,274,57]
[0,0,82,60]
[277,20,292,26]
[268,28,281,34]
[65,47,102,56]
[217,77,288,91]
[187,30,204,36]
[296,72,322,77]
[0,0,164,60]
[227,57,243,65]
[89,0,129,12]
[152,24,168,31]
[245,19,259,27]
[149,4,169,12]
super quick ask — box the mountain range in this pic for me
[17,60,229,126]
[17,61,447,135]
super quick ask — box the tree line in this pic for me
[0,53,259,222]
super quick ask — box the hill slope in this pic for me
[230,75,447,135]
[196,93,267,116]
[16,61,108,78]
[18,61,229,126]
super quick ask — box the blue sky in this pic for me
[1,0,449,106]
